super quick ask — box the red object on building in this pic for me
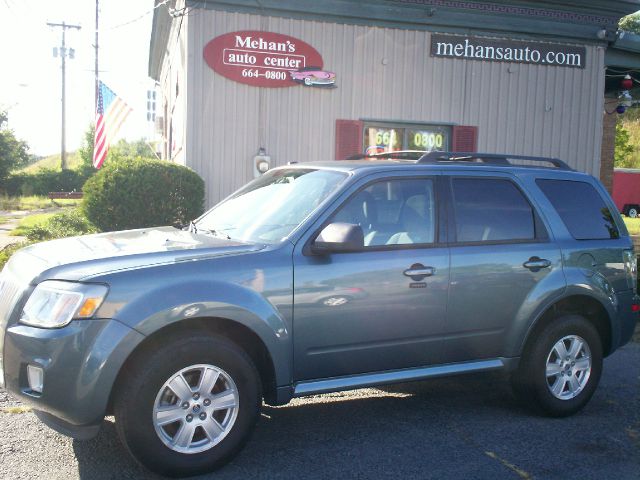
[612,168,640,216]
[335,120,364,160]
[203,31,324,88]
[452,125,478,152]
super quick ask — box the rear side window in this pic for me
[451,178,535,243]
[536,179,619,240]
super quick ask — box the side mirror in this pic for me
[312,222,364,254]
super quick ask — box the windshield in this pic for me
[195,168,348,244]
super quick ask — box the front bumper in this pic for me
[2,318,144,435]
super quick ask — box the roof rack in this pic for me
[416,151,573,170]
[347,150,426,161]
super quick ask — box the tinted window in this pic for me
[452,178,535,243]
[536,179,619,240]
[333,178,435,246]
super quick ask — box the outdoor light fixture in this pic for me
[253,147,271,178]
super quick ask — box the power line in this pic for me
[97,0,173,32]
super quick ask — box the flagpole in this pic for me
[95,0,99,110]
[61,21,67,170]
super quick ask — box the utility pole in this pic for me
[48,21,81,170]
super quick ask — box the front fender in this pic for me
[98,279,292,388]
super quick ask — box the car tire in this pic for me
[113,332,261,477]
[511,314,602,417]
[629,207,638,218]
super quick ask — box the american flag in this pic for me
[93,81,132,169]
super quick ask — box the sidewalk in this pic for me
[0,211,28,250]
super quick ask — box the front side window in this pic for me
[332,178,436,247]
[536,179,619,240]
[196,168,347,244]
[452,178,536,243]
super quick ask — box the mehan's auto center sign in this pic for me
[204,31,335,88]
[431,34,586,69]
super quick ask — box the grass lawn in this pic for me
[10,213,56,236]
[623,217,640,235]
[0,195,80,211]
[19,151,82,173]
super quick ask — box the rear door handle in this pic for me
[523,257,551,271]
[403,264,435,280]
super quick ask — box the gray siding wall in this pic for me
[160,2,189,166]
[186,10,605,207]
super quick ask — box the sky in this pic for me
[0,0,156,157]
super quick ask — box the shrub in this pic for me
[82,158,205,231]
[0,242,30,270]
[26,209,97,242]
[4,168,89,196]
[0,209,97,269]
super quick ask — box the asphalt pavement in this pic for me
[1,336,639,480]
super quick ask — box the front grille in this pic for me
[0,271,28,387]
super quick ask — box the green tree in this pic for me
[615,121,637,168]
[78,123,157,175]
[78,124,97,177]
[0,111,30,187]
[108,138,158,161]
[620,12,640,34]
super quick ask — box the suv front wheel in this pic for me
[113,332,261,477]
[512,314,603,417]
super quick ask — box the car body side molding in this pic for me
[293,358,514,397]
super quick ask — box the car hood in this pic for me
[4,226,265,284]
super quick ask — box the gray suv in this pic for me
[0,152,638,477]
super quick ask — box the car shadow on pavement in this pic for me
[72,420,161,479]
[72,372,526,480]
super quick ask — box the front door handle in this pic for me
[403,263,435,280]
[523,257,551,272]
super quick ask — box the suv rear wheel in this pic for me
[512,314,603,417]
[113,333,261,477]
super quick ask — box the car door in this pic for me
[441,171,564,363]
[292,173,450,381]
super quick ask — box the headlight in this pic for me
[20,281,108,329]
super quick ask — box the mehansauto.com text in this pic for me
[431,35,586,68]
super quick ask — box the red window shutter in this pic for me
[335,119,364,160]
[452,125,478,152]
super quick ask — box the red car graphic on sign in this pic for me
[290,67,336,86]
